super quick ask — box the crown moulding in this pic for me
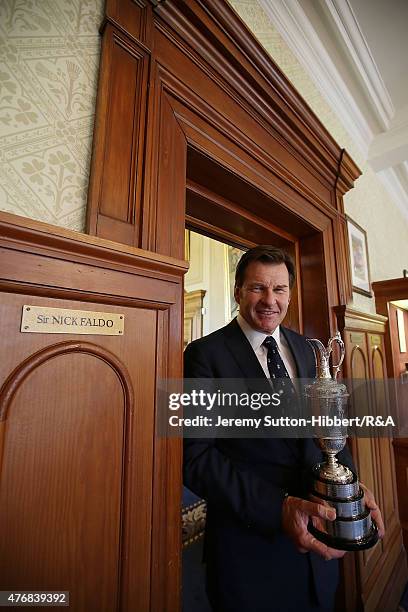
[336,149,362,198]
[153,0,359,190]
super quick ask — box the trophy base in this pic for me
[309,520,379,551]
[309,468,379,551]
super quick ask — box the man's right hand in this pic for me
[282,495,346,561]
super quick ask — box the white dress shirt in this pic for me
[236,313,298,379]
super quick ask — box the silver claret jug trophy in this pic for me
[305,332,378,551]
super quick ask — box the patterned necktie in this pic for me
[262,336,296,396]
[263,337,299,454]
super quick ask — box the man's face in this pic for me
[234,261,291,334]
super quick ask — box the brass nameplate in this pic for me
[21,305,124,336]
[350,332,364,344]
[370,334,381,346]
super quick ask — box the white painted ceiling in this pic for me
[258,0,408,217]
[349,0,408,110]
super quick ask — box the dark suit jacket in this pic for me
[183,319,354,612]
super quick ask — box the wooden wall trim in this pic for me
[87,0,360,319]
[0,259,179,312]
[333,215,353,305]
[150,308,182,612]
[385,304,408,377]
[153,0,355,187]
[0,211,188,283]
[104,0,154,48]
[334,305,387,333]
[161,77,338,221]
[335,149,362,201]
[86,23,150,245]
[150,91,187,258]
[372,277,408,302]
[186,180,296,243]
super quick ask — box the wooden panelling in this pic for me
[105,0,153,47]
[184,144,329,237]
[86,25,150,246]
[335,306,407,612]
[88,0,359,311]
[0,298,154,611]
[83,0,362,472]
[1,0,380,609]
[186,178,298,246]
[372,278,408,303]
[0,341,133,610]
[299,232,330,340]
[153,92,187,259]
[158,83,335,231]
[153,0,345,186]
[0,214,187,611]
[372,277,408,569]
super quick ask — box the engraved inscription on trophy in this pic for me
[305,332,378,551]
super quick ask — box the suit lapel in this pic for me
[281,326,315,378]
[224,320,301,461]
[223,319,266,379]
[224,320,315,378]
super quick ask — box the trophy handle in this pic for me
[327,332,345,380]
[306,338,330,379]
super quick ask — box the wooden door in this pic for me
[0,215,186,611]
[336,306,407,612]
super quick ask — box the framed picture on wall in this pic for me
[346,216,372,297]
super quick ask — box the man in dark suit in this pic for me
[183,246,384,612]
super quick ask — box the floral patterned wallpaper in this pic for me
[0,0,104,231]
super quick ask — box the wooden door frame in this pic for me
[85,1,362,608]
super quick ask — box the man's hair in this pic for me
[235,246,296,289]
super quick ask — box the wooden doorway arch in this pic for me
[84,2,361,608]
